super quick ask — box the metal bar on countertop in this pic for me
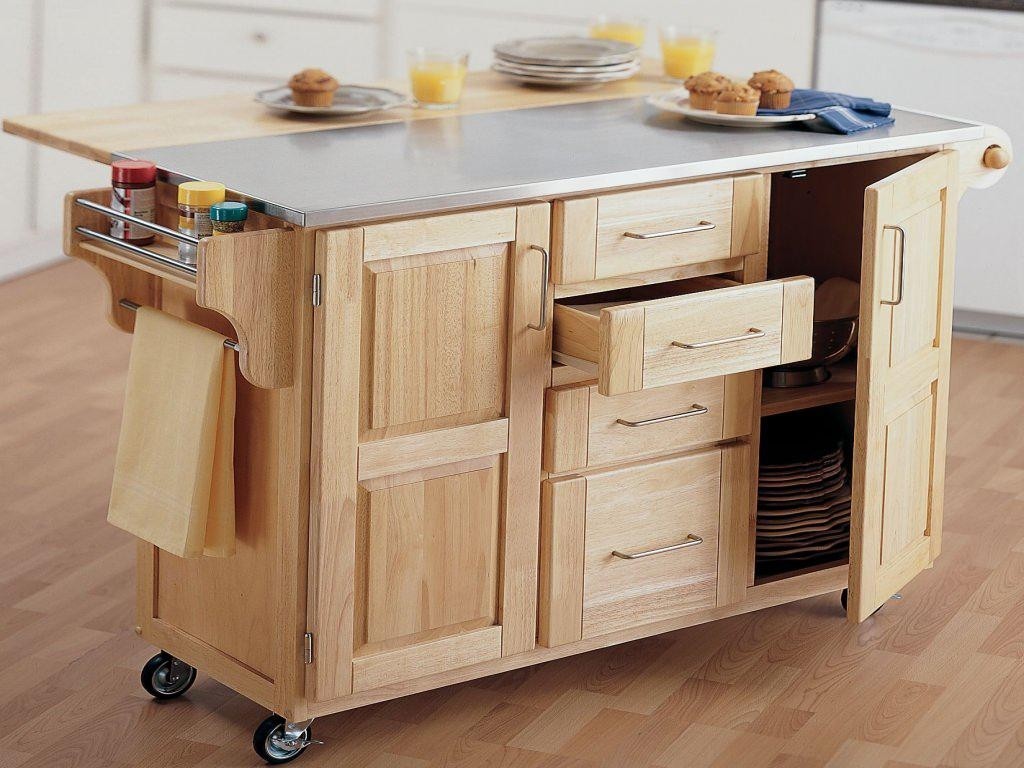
[118,299,241,352]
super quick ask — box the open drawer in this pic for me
[553,276,814,396]
[64,186,299,389]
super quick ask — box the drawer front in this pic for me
[582,450,722,638]
[552,175,767,287]
[543,373,755,474]
[152,6,379,81]
[553,276,814,396]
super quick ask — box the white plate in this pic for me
[491,64,639,87]
[647,92,816,128]
[256,85,410,116]
[492,58,640,76]
[494,37,638,67]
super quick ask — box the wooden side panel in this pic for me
[307,227,364,701]
[718,442,751,606]
[198,227,297,389]
[849,151,958,622]
[500,202,551,656]
[599,305,645,396]
[538,477,586,647]
[364,466,501,645]
[542,386,590,473]
[730,174,767,259]
[364,247,508,433]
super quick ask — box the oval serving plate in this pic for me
[256,85,411,116]
[647,91,816,128]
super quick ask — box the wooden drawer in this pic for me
[543,373,755,474]
[552,276,814,396]
[551,175,766,287]
[541,448,729,643]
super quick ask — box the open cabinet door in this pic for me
[848,151,958,622]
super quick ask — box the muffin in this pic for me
[288,68,339,107]
[748,69,795,110]
[683,71,731,111]
[713,82,760,116]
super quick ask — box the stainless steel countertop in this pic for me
[115,98,982,227]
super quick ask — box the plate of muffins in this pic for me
[256,68,410,116]
[648,69,815,127]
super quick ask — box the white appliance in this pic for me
[818,0,1024,332]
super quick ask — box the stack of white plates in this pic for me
[492,37,640,87]
[756,420,851,576]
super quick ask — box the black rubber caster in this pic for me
[253,714,314,764]
[141,651,197,700]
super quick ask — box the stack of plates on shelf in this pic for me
[492,37,641,87]
[756,423,851,574]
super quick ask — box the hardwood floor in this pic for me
[2,260,1024,768]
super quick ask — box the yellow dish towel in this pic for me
[108,306,236,558]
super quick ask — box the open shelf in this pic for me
[754,558,850,586]
[760,358,857,417]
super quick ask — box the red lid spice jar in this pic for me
[110,160,157,245]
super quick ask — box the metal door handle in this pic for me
[881,224,906,306]
[623,221,715,239]
[527,244,550,331]
[671,328,765,349]
[612,534,703,560]
[615,404,708,427]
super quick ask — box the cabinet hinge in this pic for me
[311,273,321,307]
[303,632,314,664]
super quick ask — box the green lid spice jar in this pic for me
[210,201,249,236]
[177,181,226,263]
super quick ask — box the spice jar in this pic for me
[177,181,225,263]
[110,160,156,245]
[210,201,249,236]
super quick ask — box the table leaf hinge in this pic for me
[312,273,321,307]
[303,632,314,664]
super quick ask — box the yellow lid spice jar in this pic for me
[177,181,225,263]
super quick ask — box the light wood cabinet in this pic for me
[307,204,551,704]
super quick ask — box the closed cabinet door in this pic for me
[308,204,551,702]
[848,151,958,622]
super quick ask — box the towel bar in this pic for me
[118,299,242,352]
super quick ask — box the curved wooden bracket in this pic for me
[197,228,297,389]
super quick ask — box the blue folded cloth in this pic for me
[759,89,894,134]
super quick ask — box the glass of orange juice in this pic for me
[408,48,469,109]
[659,25,717,80]
[589,15,646,47]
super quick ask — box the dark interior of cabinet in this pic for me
[753,154,926,584]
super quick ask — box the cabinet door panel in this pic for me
[363,464,500,645]
[849,151,957,622]
[366,248,508,434]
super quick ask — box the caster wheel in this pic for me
[141,651,197,700]
[253,715,313,764]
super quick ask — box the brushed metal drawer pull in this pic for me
[622,220,715,239]
[612,534,704,560]
[671,328,765,349]
[615,404,708,427]
[881,224,906,307]
[527,244,551,331]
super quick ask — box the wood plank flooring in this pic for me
[2,260,1024,768]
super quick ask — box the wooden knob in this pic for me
[983,145,1010,170]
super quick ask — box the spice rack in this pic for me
[64,186,300,389]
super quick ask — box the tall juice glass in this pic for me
[408,49,469,109]
[589,16,646,47]
[660,26,717,80]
